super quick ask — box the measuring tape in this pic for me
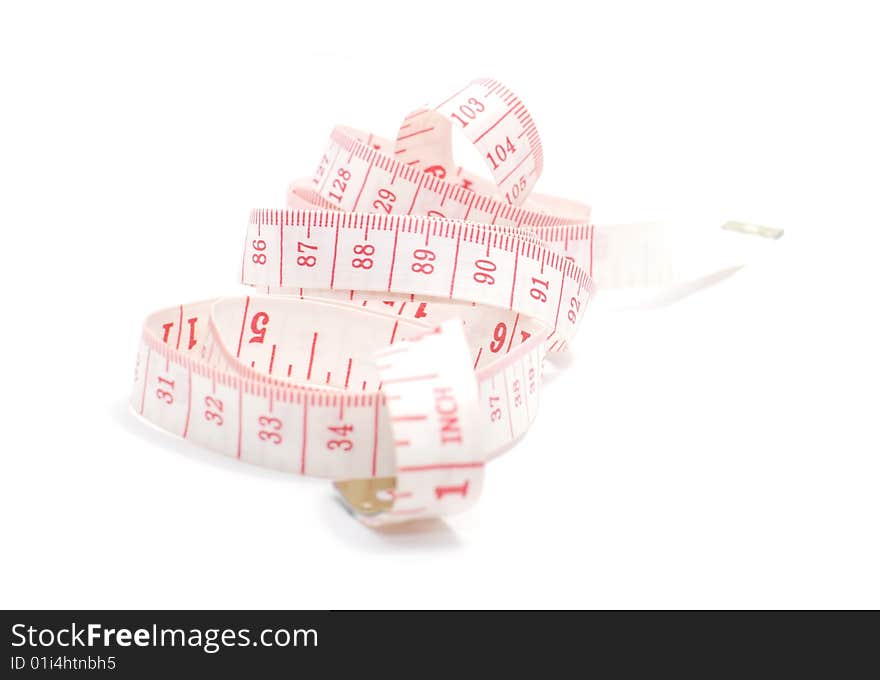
[131,78,778,526]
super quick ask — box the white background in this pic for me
[1,0,877,609]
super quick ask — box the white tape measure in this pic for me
[131,78,777,526]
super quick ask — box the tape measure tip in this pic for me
[721,220,784,240]
[334,477,396,519]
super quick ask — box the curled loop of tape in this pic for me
[133,78,593,525]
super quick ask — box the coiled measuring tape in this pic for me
[131,78,779,526]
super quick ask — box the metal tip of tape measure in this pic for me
[334,478,397,517]
[721,220,784,240]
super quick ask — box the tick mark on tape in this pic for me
[235,297,251,359]
[300,401,309,474]
[396,127,435,142]
[307,333,318,380]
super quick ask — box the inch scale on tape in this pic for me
[131,77,779,526]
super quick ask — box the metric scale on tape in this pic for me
[131,78,780,526]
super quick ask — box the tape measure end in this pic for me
[721,220,784,240]
[334,478,396,518]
